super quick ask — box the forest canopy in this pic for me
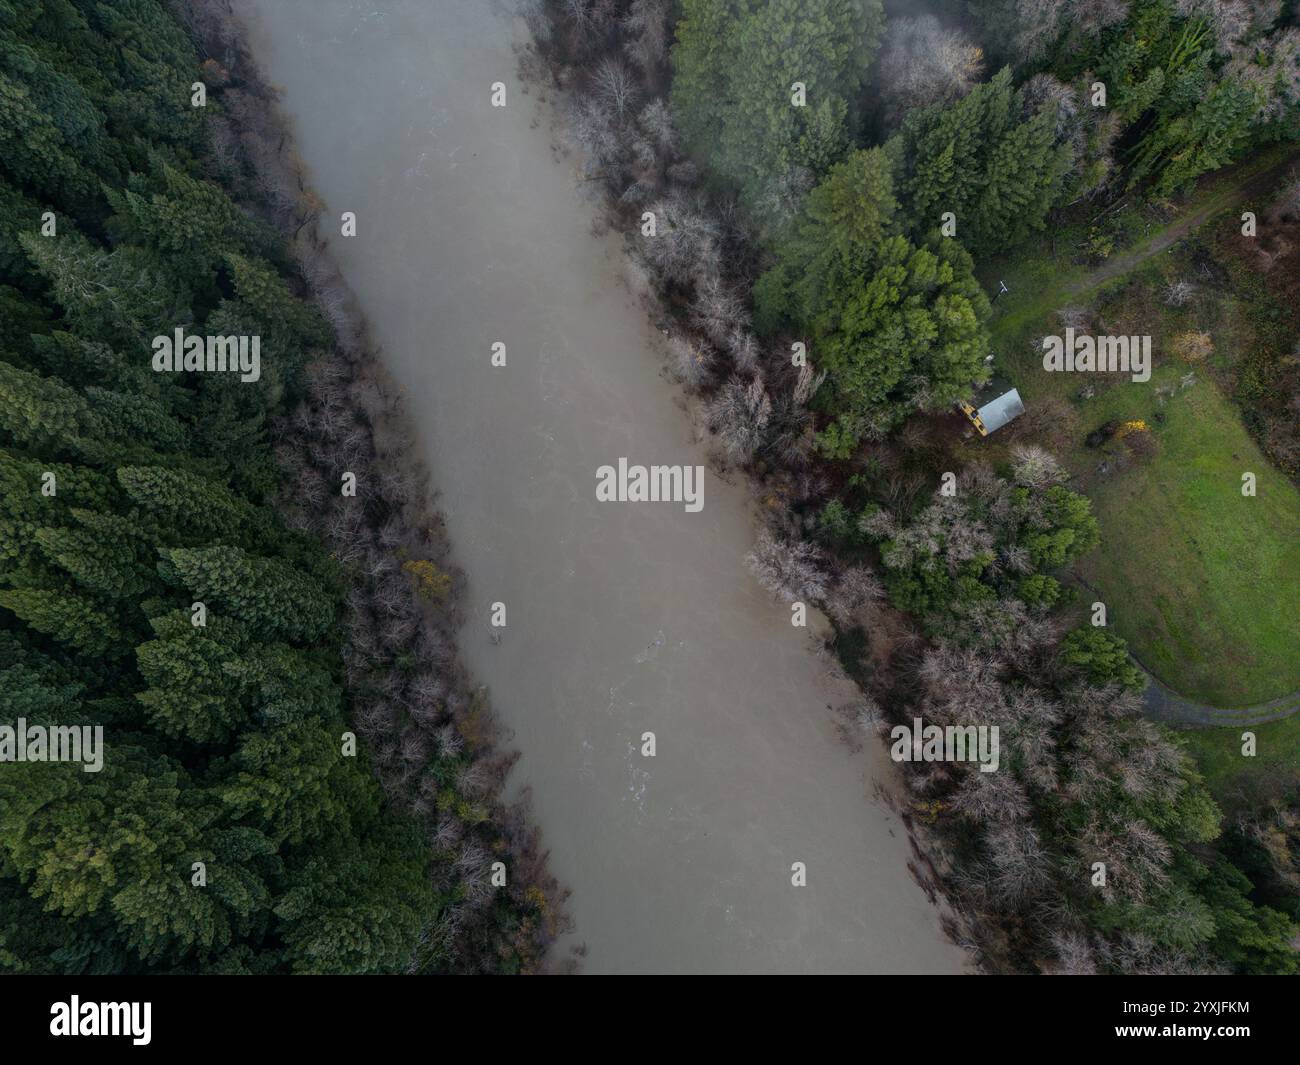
[0,0,552,975]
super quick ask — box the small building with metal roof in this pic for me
[957,377,1025,436]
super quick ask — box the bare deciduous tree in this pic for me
[982,821,1053,908]
[690,273,747,348]
[707,374,771,464]
[1177,0,1268,55]
[876,16,984,127]
[950,764,1032,825]
[1014,0,1070,64]
[590,56,639,122]
[666,334,716,392]
[1047,930,1100,974]
[825,565,885,626]
[746,529,830,604]
[1070,0,1133,38]
[724,329,761,375]
[1014,0,1131,64]
[622,0,672,73]
[1010,443,1066,489]
[636,193,721,286]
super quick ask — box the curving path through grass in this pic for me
[991,146,1300,338]
[998,150,1300,723]
[1140,666,1300,727]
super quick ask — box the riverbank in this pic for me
[230,0,967,972]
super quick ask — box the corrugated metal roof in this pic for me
[976,388,1025,433]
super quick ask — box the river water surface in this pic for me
[236,0,966,974]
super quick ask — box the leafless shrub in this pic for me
[690,274,748,348]
[746,529,830,604]
[950,767,1032,825]
[725,329,761,375]
[635,193,722,288]
[1163,279,1197,306]
[666,334,716,392]
[1009,443,1067,489]
[824,565,885,626]
[707,374,771,465]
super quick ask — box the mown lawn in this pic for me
[1072,374,1300,705]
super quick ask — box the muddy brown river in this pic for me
[236,0,966,974]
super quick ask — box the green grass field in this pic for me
[974,157,1300,708]
[1073,374,1300,705]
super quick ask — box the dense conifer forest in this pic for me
[0,0,561,974]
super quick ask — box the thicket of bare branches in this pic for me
[910,607,1223,971]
